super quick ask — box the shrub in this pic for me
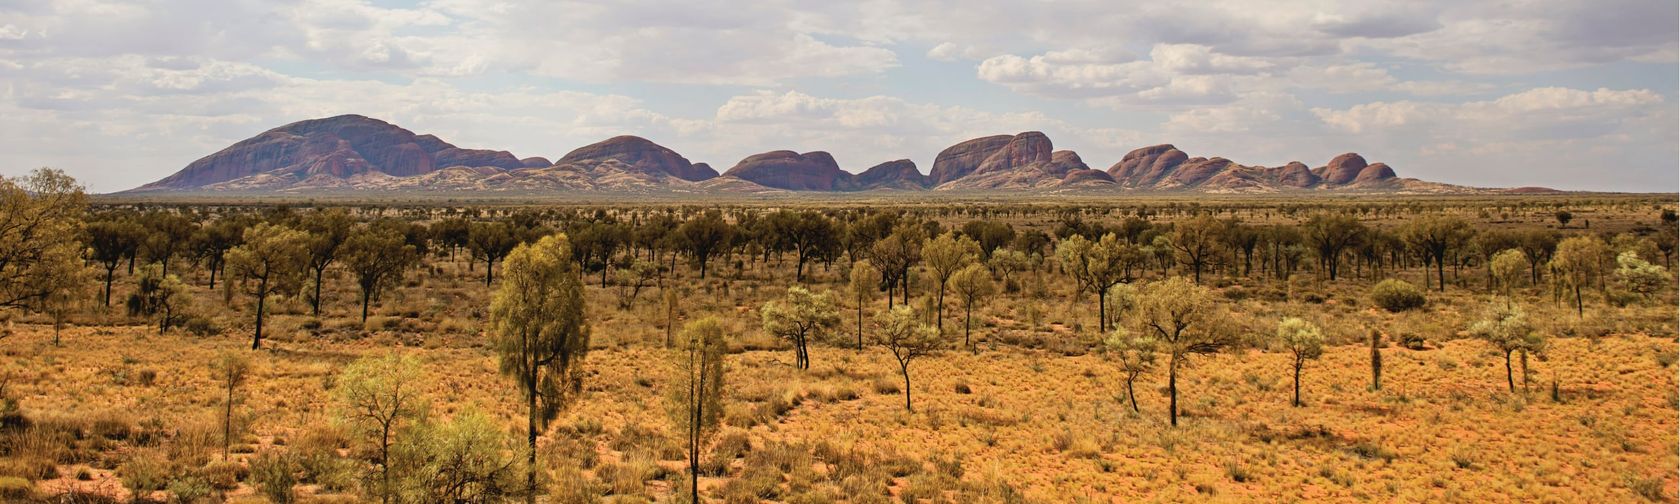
[119,449,173,499]
[1370,279,1426,312]
[167,474,213,503]
[249,451,297,504]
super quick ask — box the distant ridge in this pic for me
[130,114,1478,195]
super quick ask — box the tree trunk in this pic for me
[527,382,538,504]
[902,364,913,413]
[1369,330,1382,391]
[312,269,325,316]
[223,379,234,461]
[1292,360,1302,407]
[361,288,371,323]
[1126,376,1139,413]
[252,280,267,350]
[1168,359,1179,427]
[963,304,973,350]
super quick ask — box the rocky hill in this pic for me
[132,114,1472,195]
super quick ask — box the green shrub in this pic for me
[1370,279,1426,312]
[167,474,213,503]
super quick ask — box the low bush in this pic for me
[1371,279,1426,312]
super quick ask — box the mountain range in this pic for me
[131,114,1492,195]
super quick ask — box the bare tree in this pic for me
[874,306,942,412]
[667,317,726,504]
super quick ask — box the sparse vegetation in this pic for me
[0,184,1672,502]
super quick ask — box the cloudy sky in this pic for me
[1,0,1675,192]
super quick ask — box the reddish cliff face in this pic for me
[555,135,717,181]
[928,135,1013,185]
[721,150,849,190]
[141,114,523,189]
[854,159,929,189]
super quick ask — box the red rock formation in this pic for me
[854,159,928,189]
[519,157,553,168]
[1107,144,1189,187]
[721,150,849,190]
[1352,162,1397,184]
[1271,161,1320,188]
[556,135,716,181]
[1060,169,1116,185]
[140,114,524,189]
[928,135,1013,185]
[1319,153,1368,185]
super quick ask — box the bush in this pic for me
[1370,279,1426,312]
[249,451,297,504]
[119,449,173,499]
[167,474,213,503]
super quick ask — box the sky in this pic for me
[1,0,1675,193]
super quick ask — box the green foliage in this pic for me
[1370,279,1426,312]
[336,353,427,503]
[126,263,192,334]
[761,286,841,370]
[388,408,519,503]
[874,306,942,412]
[668,317,728,504]
[1615,251,1670,300]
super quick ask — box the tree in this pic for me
[0,168,87,311]
[336,353,425,504]
[667,317,726,504]
[960,220,1015,261]
[760,286,840,371]
[1402,215,1471,291]
[1124,276,1227,427]
[870,223,924,308]
[225,223,309,350]
[921,232,980,333]
[1614,251,1670,301]
[1489,249,1528,300]
[1304,213,1365,281]
[783,211,839,282]
[469,221,518,286]
[301,209,353,317]
[342,225,418,323]
[613,259,659,310]
[986,248,1030,291]
[1549,235,1606,317]
[1275,317,1325,407]
[125,264,191,334]
[874,306,942,412]
[1369,329,1382,391]
[488,234,591,504]
[1102,328,1157,413]
[211,351,251,461]
[1169,215,1222,283]
[1516,230,1559,284]
[86,218,143,307]
[1554,210,1573,228]
[139,211,195,277]
[677,211,733,279]
[948,263,996,350]
[1467,302,1543,392]
[191,216,248,289]
[848,260,881,350]
[1056,233,1136,331]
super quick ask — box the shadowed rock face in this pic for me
[1318,153,1369,185]
[929,135,1013,185]
[141,114,524,189]
[932,132,1112,190]
[721,150,849,190]
[555,135,717,181]
[519,157,553,168]
[854,159,929,189]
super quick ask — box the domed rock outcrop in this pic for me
[721,150,850,191]
[854,159,929,190]
[556,135,717,181]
